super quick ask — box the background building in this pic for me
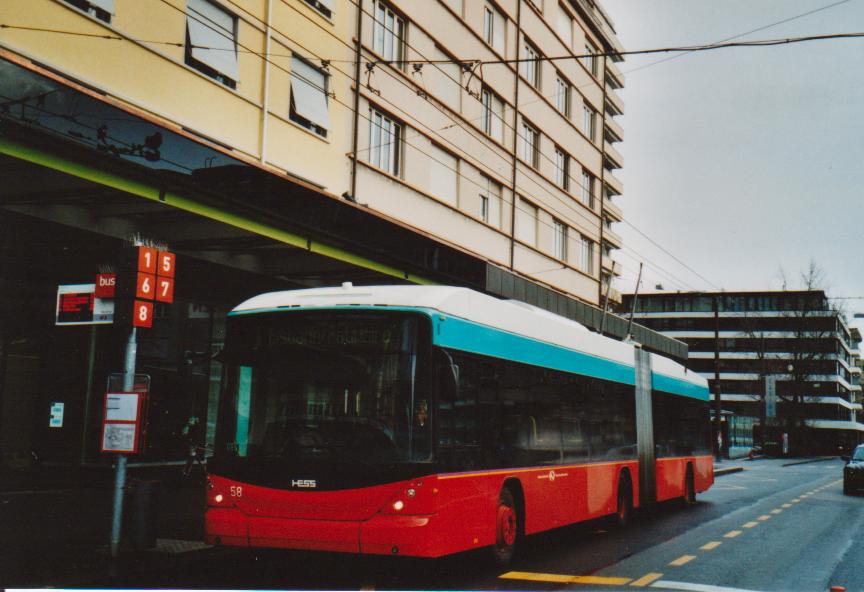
[0,0,644,471]
[622,291,864,455]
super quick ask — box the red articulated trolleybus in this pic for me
[205,285,712,563]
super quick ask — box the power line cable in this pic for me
[622,0,854,75]
[621,219,720,290]
[195,0,723,292]
[3,4,720,291]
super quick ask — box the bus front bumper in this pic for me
[205,508,439,557]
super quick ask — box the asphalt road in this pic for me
[90,458,863,591]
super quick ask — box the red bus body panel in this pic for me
[205,456,712,557]
[655,456,715,501]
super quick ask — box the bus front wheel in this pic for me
[492,487,519,565]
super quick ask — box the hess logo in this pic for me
[291,479,317,488]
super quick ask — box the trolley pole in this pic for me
[625,263,643,341]
[109,327,137,557]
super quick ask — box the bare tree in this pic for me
[778,261,840,454]
[738,261,843,454]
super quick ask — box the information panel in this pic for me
[100,392,145,454]
[56,284,113,326]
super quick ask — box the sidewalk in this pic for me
[0,464,211,587]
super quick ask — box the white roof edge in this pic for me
[232,285,703,388]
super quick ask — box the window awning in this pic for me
[291,57,330,130]
[89,0,115,14]
[187,0,239,81]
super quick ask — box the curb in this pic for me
[715,466,744,476]
[781,456,838,467]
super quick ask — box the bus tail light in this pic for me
[381,478,438,515]
[207,480,238,508]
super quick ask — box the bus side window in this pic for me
[436,351,481,470]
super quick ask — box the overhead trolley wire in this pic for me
[1,2,727,290]
[624,0,855,75]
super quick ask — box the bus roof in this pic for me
[232,285,707,396]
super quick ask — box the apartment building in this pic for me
[352,0,626,303]
[0,0,629,469]
[622,291,864,455]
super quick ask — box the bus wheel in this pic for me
[684,467,696,505]
[614,474,632,528]
[492,487,519,565]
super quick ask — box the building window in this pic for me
[481,87,504,142]
[302,0,333,19]
[580,235,594,274]
[372,1,405,64]
[516,198,538,246]
[521,39,541,89]
[444,0,464,16]
[480,175,502,227]
[290,56,330,137]
[556,3,573,49]
[368,107,402,176]
[583,104,596,141]
[581,170,595,208]
[554,147,569,190]
[429,143,458,205]
[62,0,114,23]
[483,3,506,54]
[185,0,239,89]
[585,40,600,75]
[521,120,540,168]
[553,219,568,261]
[602,241,612,258]
[555,73,570,117]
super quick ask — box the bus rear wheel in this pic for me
[492,487,519,565]
[614,474,632,528]
[683,467,696,505]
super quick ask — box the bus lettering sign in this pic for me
[291,480,317,488]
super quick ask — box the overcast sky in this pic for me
[601,0,864,311]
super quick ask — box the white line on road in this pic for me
[651,580,765,592]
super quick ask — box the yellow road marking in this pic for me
[757,515,772,521]
[770,509,782,514]
[700,541,722,550]
[630,572,664,587]
[499,572,631,586]
[742,521,759,528]
[669,555,697,566]
[782,503,792,508]
[724,530,742,538]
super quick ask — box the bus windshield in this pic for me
[219,311,430,465]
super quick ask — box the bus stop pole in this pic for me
[110,327,137,558]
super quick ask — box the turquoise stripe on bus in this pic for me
[652,373,710,401]
[432,314,636,387]
[228,305,707,400]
